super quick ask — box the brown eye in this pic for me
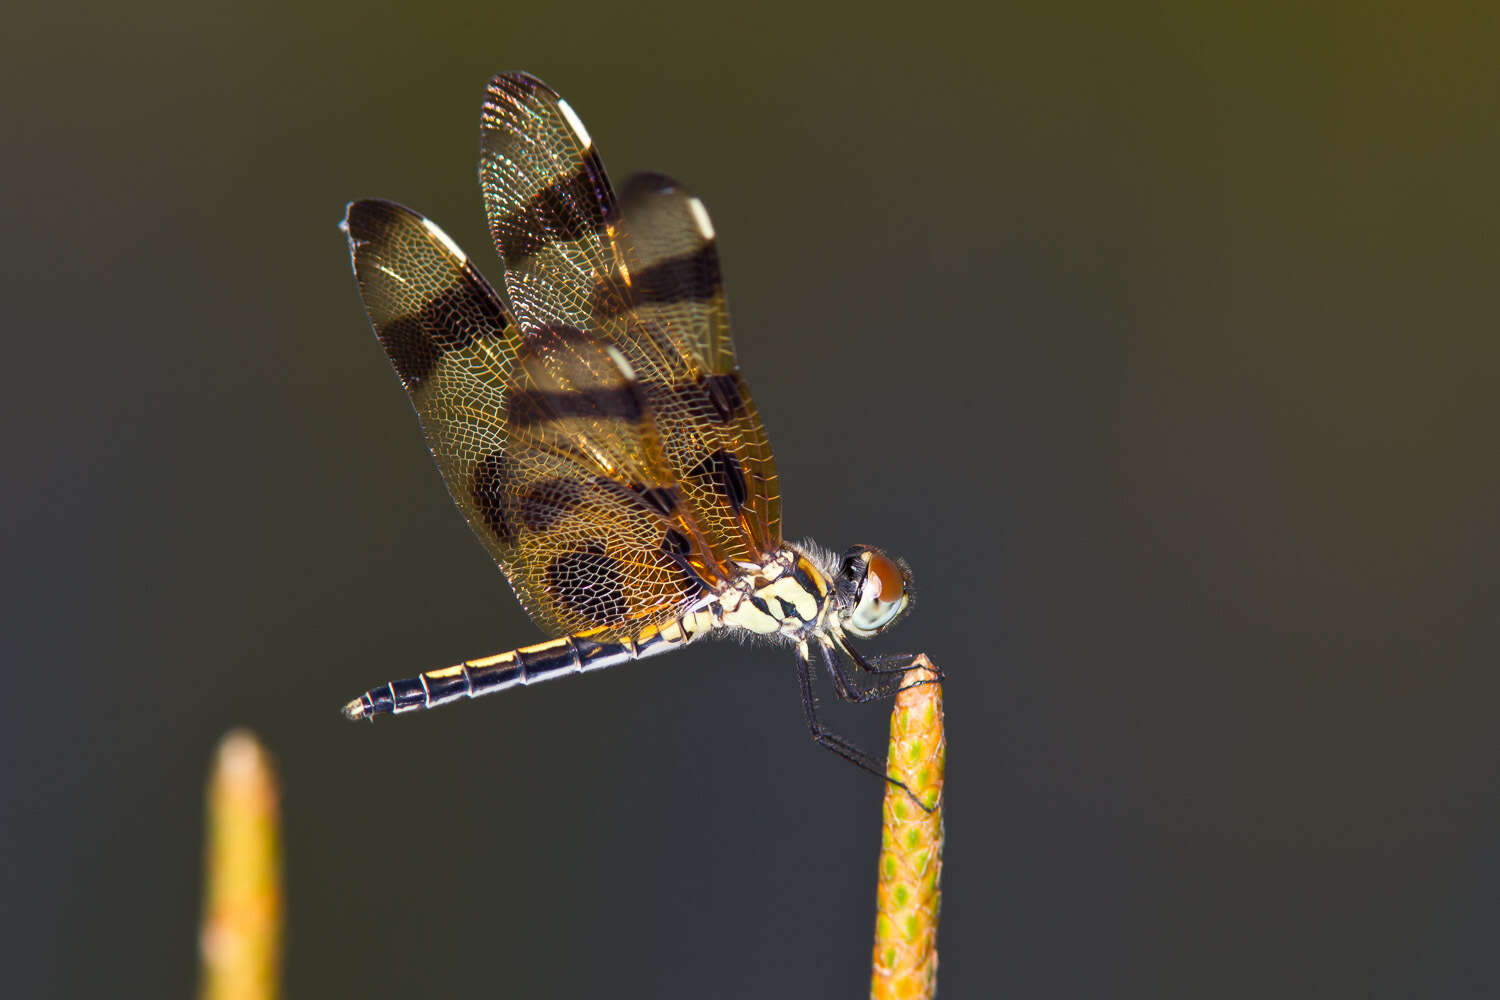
[867,551,904,602]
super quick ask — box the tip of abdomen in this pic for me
[340,694,373,721]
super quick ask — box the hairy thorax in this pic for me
[697,546,832,641]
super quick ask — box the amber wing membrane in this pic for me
[605,173,781,560]
[343,200,704,639]
[477,74,781,564]
[479,72,625,335]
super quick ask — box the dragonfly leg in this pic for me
[818,638,909,704]
[829,637,946,700]
[796,645,933,812]
[850,647,947,687]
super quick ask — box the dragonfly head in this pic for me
[833,544,914,638]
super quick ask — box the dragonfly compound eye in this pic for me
[838,545,913,637]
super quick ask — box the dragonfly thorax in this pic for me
[706,542,913,643]
[709,548,834,640]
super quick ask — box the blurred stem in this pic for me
[870,657,945,1000]
[199,729,283,1000]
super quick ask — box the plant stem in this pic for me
[199,729,283,1000]
[870,657,945,1000]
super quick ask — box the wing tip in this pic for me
[342,199,427,249]
[488,69,550,94]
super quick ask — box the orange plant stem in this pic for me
[870,657,945,1000]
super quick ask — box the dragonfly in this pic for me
[340,71,930,795]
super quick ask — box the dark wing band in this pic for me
[343,199,708,640]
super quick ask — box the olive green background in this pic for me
[5,1,1498,996]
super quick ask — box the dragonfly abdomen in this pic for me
[341,616,709,720]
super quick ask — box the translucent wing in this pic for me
[342,200,708,639]
[477,73,781,562]
[606,172,736,373]
[479,72,628,335]
[346,75,785,641]
[604,173,782,559]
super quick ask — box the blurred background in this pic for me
[4,1,1497,996]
